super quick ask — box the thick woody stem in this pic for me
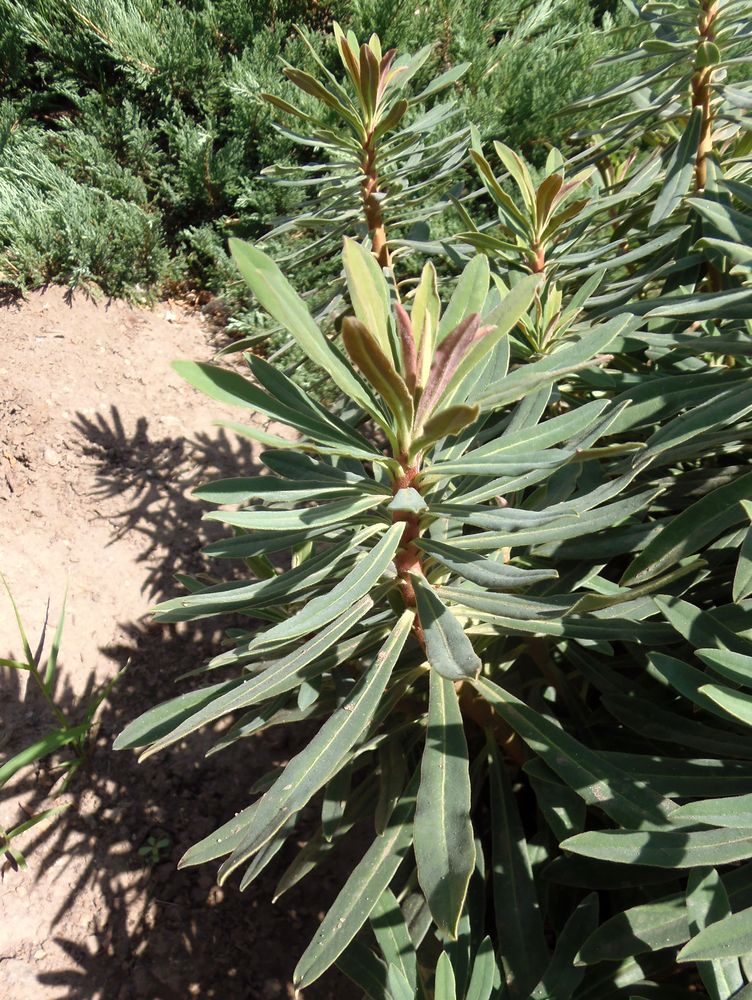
[362,131,390,270]
[692,0,719,194]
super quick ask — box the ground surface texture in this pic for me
[0,288,347,1000]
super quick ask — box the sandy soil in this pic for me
[0,289,348,999]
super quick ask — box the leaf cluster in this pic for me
[115,1,752,998]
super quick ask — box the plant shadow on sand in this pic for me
[1,406,352,999]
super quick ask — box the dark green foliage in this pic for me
[0,0,625,302]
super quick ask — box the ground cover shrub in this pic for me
[116,1,752,996]
[0,0,625,306]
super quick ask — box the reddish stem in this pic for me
[361,131,390,269]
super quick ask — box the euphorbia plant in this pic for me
[114,4,752,996]
[114,232,687,992]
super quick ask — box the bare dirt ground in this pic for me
[0,288,349,999]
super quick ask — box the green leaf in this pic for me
[342,237,393,358]
[622,473,752,584]
[229,239,382,419]
[245,522,404,649]
[193,477,365,504]
[387,965,416,1000]
[205,493,385,532]
[294,770,420,989]
[335,941,389,1000]
[679,905,752,962]
[685,867,744,1000]
[648,652,750,723]
[465,937,498,1000]
[437,254,490,343]
[475,315,636,412]
[413,576,482,680]
[173,359,378,455]
[412,261,441,383]
[218,611,414,884]
[342,317,413,436]
[576,896,689,966]
[0,724,88,787]
[473,676,677,828]
[673,792,752,830]
[533,894,598,998]
[419,538,558,590]
[649,108,703,225]
[115,679,242,752]
[734,503,752,603]
[387,488,428,514]
[562,828,752,868]
[322,763,352,842]
[133,598,374,759]
[488,736,548,998]
[368,888,418,991]
[688,197,752,248]
[700,684,752,727]
[443,274,541,403]
[415,672,475,938]
[44,590,66,694]
[525,758,586,840]
[642,384,752,460]
[697,648,752,688]
[434,951,458,1000]
[411,404,480,454]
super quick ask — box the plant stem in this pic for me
[361,130,390,269]
[692,0,719,193]
[392,460,425,642]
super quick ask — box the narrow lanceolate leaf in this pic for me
[342,237,392,358]
[685,868,744,1000]
[698,648,752,688]
[443,273,541,402]
[205,493,384,532]
[434,952,458,1000]
[411,404,480,454]
[649,107,703,226]
[473,676,677,829]
[475,315,635,411]
[228,239,382,419]
[562,828,752,868]
[672,793,752,830]
[700,684,752,727]
[679,905,752,962]
[419,538,558,590]
[133,598,374,759]
[193,477,365,504]
[465,937,498,1000]
[114,679,243,752]
[294,770,420,989]
[533,894,598,998]
[734,503,752,603]
[368,888,418,991]
[576,896,688,966]
[415,672,475,938]
[488,737,548,998]
[218,611,414,885]
[413,575,481,680]
[246,522,403,649]
[438,254,490,343]
[622,472,752,584]
[342,317,413,432]
[0,725,88,787]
